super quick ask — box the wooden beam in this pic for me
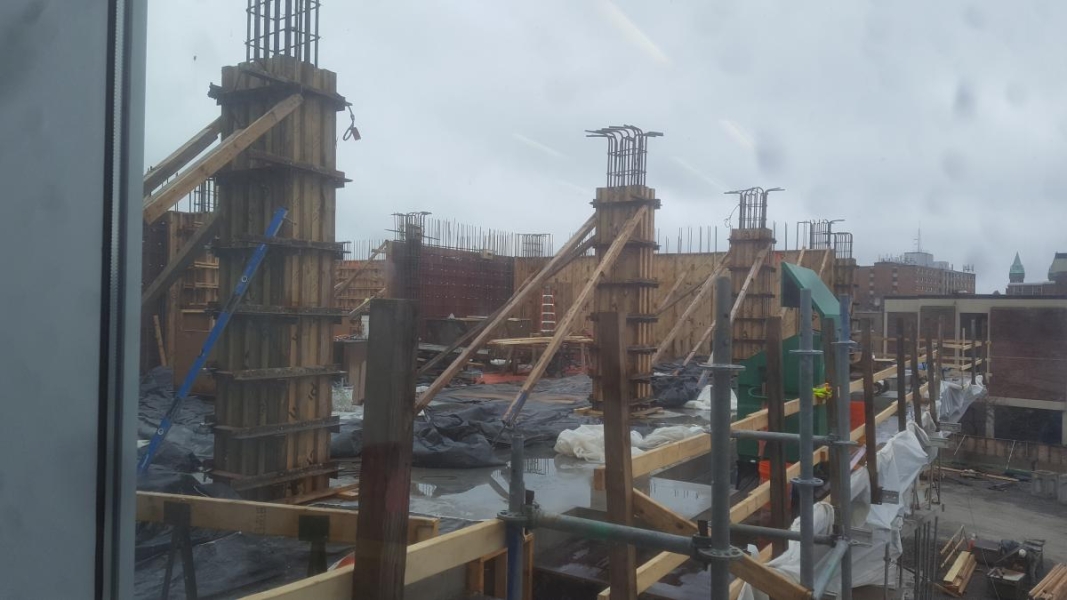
[243,520,506,600]
[682,243,773,366]
[650,250,732,365]
[607,490,811,600]
[334,242,386,297]
[347,288,385,319]
[141,211,221,308]
[153,314,167,367]
[143,94,303,223]
[135,492,438,545]
[896,318,908,431]
[353,300,419,599]
[731,546,775,600]
[144,117,222,194]
[862,321,881,504]
[600,312,637,600]
[416,214,596,411]
[817,248,832,278]
[502,207,647,420]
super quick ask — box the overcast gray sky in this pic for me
[145,1,1067,293]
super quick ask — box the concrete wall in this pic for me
[0,1,145,597]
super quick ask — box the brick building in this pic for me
[855,251,976,310]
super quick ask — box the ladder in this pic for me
[540,288,556,335]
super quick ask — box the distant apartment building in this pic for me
[1006,251,1067,296]
[855,251,976,310]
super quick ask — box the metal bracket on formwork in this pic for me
[790,348,823,357]
[697,546,746,563]
[791,475,824,488]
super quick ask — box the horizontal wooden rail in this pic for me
[242,520,506,599]
[136,491,438,545]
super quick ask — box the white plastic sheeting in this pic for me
[738,425,932,600]
[684,385,739,412]
[553,424,704,464]
[939,376,986,423]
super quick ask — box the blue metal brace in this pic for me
[138,207,288,475]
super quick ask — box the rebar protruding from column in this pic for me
[833,295,855,600]
[585,125,663,188]
[790,288,822,589]
[705,276,745,600]
[506,434,525,600]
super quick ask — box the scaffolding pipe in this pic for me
[812,539,850,599]
[729,523,834,545]
[527,511,695,557]
[708,276,739,600]
[833,295,855,600]
[792,288,821,589]
[506,434,525,600]
[730,430,837,446]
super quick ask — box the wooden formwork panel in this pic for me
[514,248,831,362]
[590,185,657,404]
[213,56,343,500]
[728,228,777,363]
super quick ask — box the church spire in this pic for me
[1009,252,1025,283]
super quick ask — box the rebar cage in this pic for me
[585,125,663,188]
[728,186,781,230]
[246,0,321,65]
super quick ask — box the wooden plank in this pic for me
[141,211,221,308]
[650,250,732,365]
[353,300,419,599]
[632,490,693,536]
[503,206,648,419]
[610,489,810,600]
[242,520,506,599]
[682,243,772,366]
[153,314,167,367]
[731,545,775,600]
[862,321,880,504]
[896,317,908,431]
[416,214,596,410]
[765,317,788,555]
[135,492,436,544]
[144,117,222,194]
[143,94,303,223]
[600,312,637,600]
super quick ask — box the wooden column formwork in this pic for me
[833,257,857,300]
[211,56,347,500]
[591,186,658,407]
[727,228,776,363]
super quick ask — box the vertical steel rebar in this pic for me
[707,277,738,600]
[506,433,525,600]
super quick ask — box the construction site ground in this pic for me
[893,475,1067,600]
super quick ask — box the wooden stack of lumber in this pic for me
[1031,564,1067,600]
[942,550,978,597]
